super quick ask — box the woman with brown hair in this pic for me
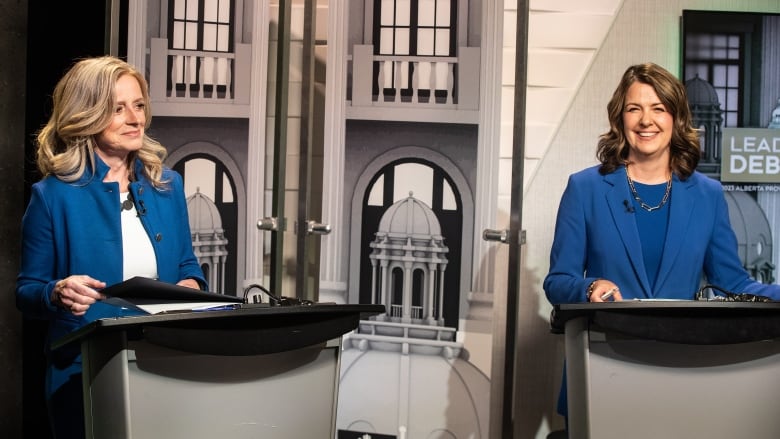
[543,62,780,425]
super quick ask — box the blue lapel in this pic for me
[655,174,696,290]
[605,167,651,295]
[605,169,697,297]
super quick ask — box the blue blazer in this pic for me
[16,154,207,399]
[544,165,780,304]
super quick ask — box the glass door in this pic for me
[260,1,530,436]
[483,1,529,437]
[260,0,328,301]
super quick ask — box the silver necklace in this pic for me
[626,171,671,212]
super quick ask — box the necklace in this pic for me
[626,171,671,212]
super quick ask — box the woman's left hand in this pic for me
[176,278,200,290]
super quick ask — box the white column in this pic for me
[403,261,413,322]
[318,0,350,303]
[471,0,503,295]
[370,258,378,304]
[438,265,447,323]
[125,0,147,70]
[427,262,437,322]
[219,254,226,294]
[244,0,271,286]
[380,260,389,316]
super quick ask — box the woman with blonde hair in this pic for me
[17,55,206,438]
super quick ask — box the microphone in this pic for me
[623,199,635,213]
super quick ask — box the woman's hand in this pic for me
[176,278,200,290]
[588,279,623,302]
[51,275,106,315]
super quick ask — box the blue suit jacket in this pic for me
[16,154,207,399]
[544,165,780,304]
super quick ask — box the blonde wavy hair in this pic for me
[35,55,169,187]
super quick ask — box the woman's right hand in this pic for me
[588,279,623,302]
[51,275,107,316]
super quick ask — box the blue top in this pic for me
[16,154,207,400]
[544,164,780,303]
[630,181,670,290]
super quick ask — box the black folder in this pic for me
[102,276,243,305]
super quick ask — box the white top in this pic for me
[120,192,158,280]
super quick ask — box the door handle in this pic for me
[483,229,526,245]
[483,229,507,243]
[307,221,331,235]
[257,217,279,232]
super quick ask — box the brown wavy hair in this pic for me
[35,56,169,187]
[596,62,700,179]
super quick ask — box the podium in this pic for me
[54,303,384,439]
[551,301,780,439]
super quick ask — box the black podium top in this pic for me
[54,303,385,355]
[551,300,780,344]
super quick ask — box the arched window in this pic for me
[360,159,462,327]
[174,154,238,294]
